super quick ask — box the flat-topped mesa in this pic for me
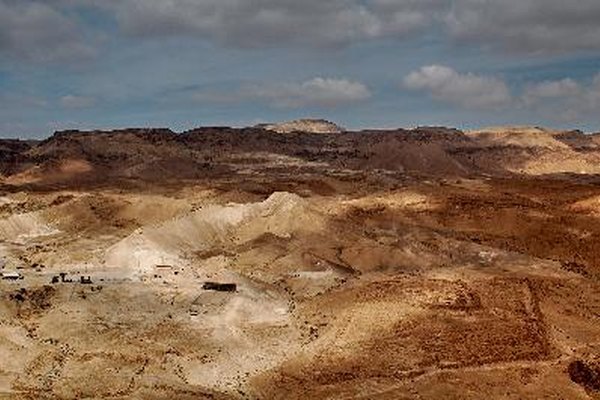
[352,126,468,145]
[29,128,179,164]
[49,128,176,141]
[256,119,344,134]
[470,125,553,134]
[409,126,467,142]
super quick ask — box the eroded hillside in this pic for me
[0,125,599,399]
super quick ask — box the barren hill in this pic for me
[1,124,600,399]
[3,124,600,189]
[256,119,344,134]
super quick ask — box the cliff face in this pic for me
[0,139,38,176]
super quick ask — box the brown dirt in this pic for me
[0,125,599,399]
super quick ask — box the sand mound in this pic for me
[257,119,343,134]
[103,192,322,272]
[467,126,568,149]
[4,159,94,185]
[0,211,58,242]
[518,153,600,175]
[342,190,437,212]
[570,195,600,215]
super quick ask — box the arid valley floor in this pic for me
[0,121,599,399]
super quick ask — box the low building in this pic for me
[1,272,23,280]
[202,282,237,292]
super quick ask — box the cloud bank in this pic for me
[521,75,600,121]
[105,0,444,48]
[5,0,600,60]
[0,0,93,63]
[404,65,511,109]
[194,77,371,108]
[447,0,600,54]
[404,64,600,124]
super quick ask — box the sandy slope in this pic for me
[1,126,600,399]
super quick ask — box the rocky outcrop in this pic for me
[256,119,344,134]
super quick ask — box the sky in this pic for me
[1,0,600,138]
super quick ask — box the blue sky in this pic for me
[1,0,600,138]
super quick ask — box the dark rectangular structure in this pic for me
[202,282,237,292]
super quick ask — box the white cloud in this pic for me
[404,66,600,124]
[77,1,600,55]
[447,0,600,54]
[404,65,511,109]
[521,74,600,121]
[590,74,600,105]
[0,0,94,63]
[247,77,371,108]
[522,79,582,105]
[60,95,96,109]
[95,0,446,48]
[4,0,600,64]
[194,77,371,108]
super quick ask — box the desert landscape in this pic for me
[0,120,598,399]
